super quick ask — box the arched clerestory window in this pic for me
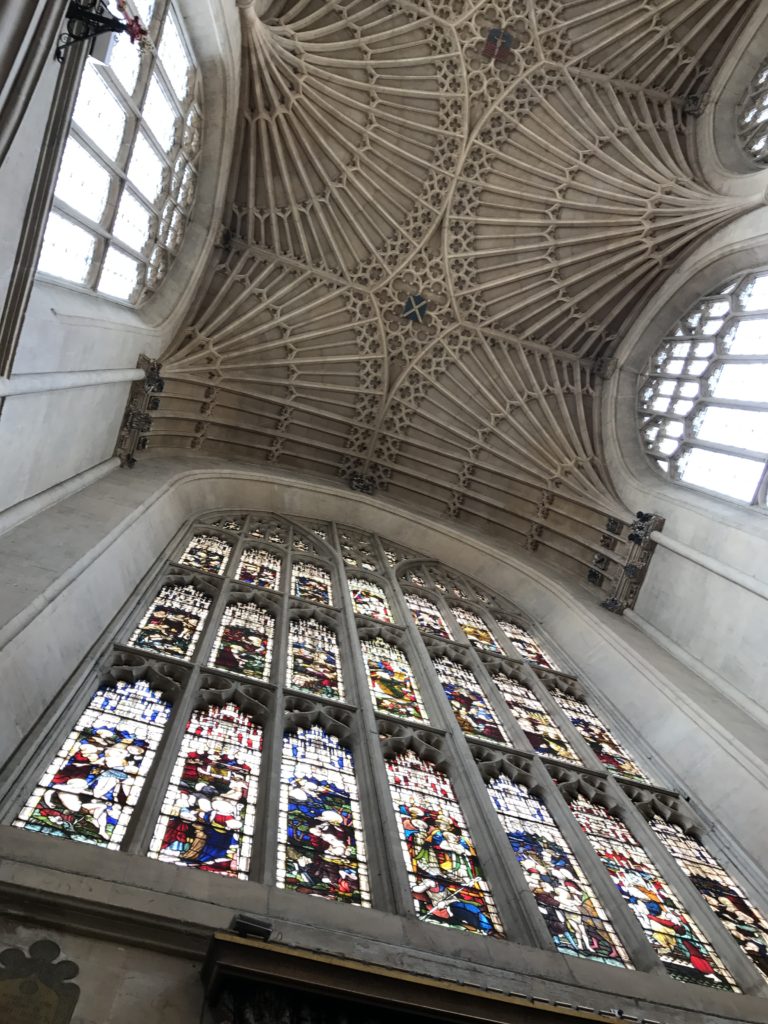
[36,0,201,303]
[638,269,768,505]
[6,513,768,990]
[737,58,768,164]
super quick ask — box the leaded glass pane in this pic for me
[348,578,392,622]
[237,548,281,590]
[128,131,165,204]
[286,619,343,699]
[54,137,111,222]
[15,680,170,848]
[159,10,192,100]
[112,190,153,254]
[650,816,768,982]
[277,727,369,904]
[498,621,559,669]
[404,593,450,639]
[143,74,177,152]
[488,776,629,967]
[72,62,126,161]
[98,246,141,301]
[571,797,736,990]
[292,562,332,604]
[37,213,95,283]
[433,658,508,743]
[209,603,274,681]
[148,703,261,878]
[552,693,649,783]
[492,675,580,763]
[129,583,211,659]
[451,606,501,653]
[386,750,502,935]
[177,534,231,576]
[360,637,427,721]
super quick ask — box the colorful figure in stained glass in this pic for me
[488,776,627,965]
[499,621,559,670]
[571,797,736,989]
[386,750,502,935]
[492,675,580,763]
[434,658,508,743]
[650,816,768,981]
[15,680,170,848]
[129,583,210,660]
[277,726,369,905]
[360,637,427,721]
[452,606,501,653]
[287,619,344,700]
[348,578,392,622]
[148,703,261,878]
[292,561,332,605]
[237,548,281,590]
[209,603,274,681]
[553,693,649,783]
[405,593,450,639]
[178,533,231,575]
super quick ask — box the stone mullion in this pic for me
[122,535,236,855]
[376,543,552,947]
[247,515,291,886]
[605,777,767,994]
[330,525,406,916]
[534,762,666,974]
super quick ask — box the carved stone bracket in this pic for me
[114,355,165,467]
[599,511,666,614]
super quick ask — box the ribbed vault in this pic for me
[142,0,762,586]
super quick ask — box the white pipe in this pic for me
[0,367,144,397]
[0,457,120,537]
[650,530,768,603]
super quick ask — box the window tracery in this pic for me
[10,512,767,993]
[737,59,768,163]
[37,0,201,303]
[638,270,768,505]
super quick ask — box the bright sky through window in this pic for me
[639,270,768,505]
[36,0,200,305]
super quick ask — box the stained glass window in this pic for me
[15,680,170,848]
[209,603,274,681]
[148,703,261,878]
[286,619,344,700]
[177,534,231,575]
[348,578,393,622]
[385,750,502,935]
[129,583,210,659]
[487,776,629,966]
[492,675,580,763]
[277,726,369,905]
[404,593,450,640]
[236,548,281,590]
[498,621,559,669]
[433,658,508,743]
[552,693,649,783]
[403,570,426,587]
[292,562,332,605]
[210,516,243,532]
[249,519,286,544]
[37,0,201,303]
[338,531,379,571]
[650,816,768,981]
[451,606,501,653]
[638,270,768,504]
[571,797,736,989]
[360,637,427,721]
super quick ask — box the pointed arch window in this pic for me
[404,593,450,640]
[37,1,201,303]
[737,59,768,163]
[498,621,559,669]
[451,606,501,653]
[10,511,766,999]
[347,578,392,622]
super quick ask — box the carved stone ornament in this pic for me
[0,940,80,1024]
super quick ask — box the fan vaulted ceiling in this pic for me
[144,0,760,584]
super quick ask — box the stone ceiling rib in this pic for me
[140,0,761,587]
